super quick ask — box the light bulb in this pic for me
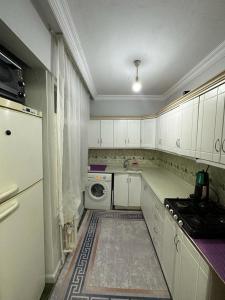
[132,80,142,92]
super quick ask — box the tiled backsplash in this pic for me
[89,149,225,205]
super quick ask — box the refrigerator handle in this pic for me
[0,199,19,221]
[0,184,19,204]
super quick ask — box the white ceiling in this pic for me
[67,0,225,96]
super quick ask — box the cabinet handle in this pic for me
[222,139,225,153]
[97,138,100,144]
[175,239,180,253]
[174,234,178,245]
[215,138,221,153]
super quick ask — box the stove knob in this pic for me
[165,204,169,209]
[173,214,178,220]
[169,209,173,215]
[178,220,183,227]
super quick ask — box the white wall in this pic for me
[90,99,165,117]
[0,0,51,70]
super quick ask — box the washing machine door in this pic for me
[88,181,109,201]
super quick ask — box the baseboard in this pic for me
[45,260,62,284]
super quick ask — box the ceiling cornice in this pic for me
[95,94,165,101]
[47,1,225,102]
[48,0,97,98]
[163,39,225,101]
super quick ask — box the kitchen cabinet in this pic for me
[180,97,199,157]
[162,210,177,293]
[114,173,141,207]
[88,120,100,148]
[166,106,181,154]
[114,120,140,148]
[100,120,114,147]
[88,120,113,148]
[141,118,156,148]
[141,178,164,260]
[196,84,225,164]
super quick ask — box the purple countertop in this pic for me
[192,238,225,283]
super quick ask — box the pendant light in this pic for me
[132,59,142,92]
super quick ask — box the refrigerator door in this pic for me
[0,180,45,300]
[0,107,43,200]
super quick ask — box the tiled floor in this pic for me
[50,210,170,300]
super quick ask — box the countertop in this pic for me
[89,164,225,283]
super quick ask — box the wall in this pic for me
[25,69,62,283]
[90,99,165,117]
[0,0,51,70]
[89,149,225,206]
[165,50,225,104]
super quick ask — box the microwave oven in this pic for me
[0,50,25,104]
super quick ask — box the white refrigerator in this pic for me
[0,101,45,300]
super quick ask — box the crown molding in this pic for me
[163,39,225,101]
[48,0,97,98]
[94,94,165,101]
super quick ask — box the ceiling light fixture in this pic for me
[132,59,142,93]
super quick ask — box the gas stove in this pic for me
[164,198,225,238]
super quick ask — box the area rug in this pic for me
[51,210,170,300]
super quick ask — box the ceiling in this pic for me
[66,0,225,96]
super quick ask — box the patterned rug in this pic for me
[51,210,170,300]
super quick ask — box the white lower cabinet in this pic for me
[141,190,225,300]
[141,178,164,260]
[114,173,141,207]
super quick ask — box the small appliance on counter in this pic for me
[0,48,26,104]
[164,168,225,238]
[190,169,209,201]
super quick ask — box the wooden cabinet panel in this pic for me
[114,120,127,148]
[100,120,114,148]
[128,174,141,206]
[141,119,156,148]
[88,120,100,148]
[127,120,140,148]
[114,174,129,206]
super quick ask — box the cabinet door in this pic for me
[127,120,140,148]
[197,88,218,161]
[180,100,194,157]
[179,236,199,300]
[162,211,177,292]
[114,120,127,148]
[156,116,162,149]
[196,257,211,300]
[128,174,141,206]
[88,120,100,148]
[141,119,156,148]
[100,120,114,148]
[141,180,154,232]
[114,174,128,206]
[191,97,199,157]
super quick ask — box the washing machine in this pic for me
[85,172,112,210]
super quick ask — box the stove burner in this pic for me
[164,197,225,238]
[176,201,190,208]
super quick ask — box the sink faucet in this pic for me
[123,158,131,169]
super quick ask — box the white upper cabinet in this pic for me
[166,106,181,154]
[141,118,156,148]
[196,85,225,164]
[179,97,199,157]
[100,120,114,148]
[114,120,140,148]
[88,120,113,148]
[114,120,127,148]
[127,120,141,148]
[88,120,101,148]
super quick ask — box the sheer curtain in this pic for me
[55,36,90,249]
